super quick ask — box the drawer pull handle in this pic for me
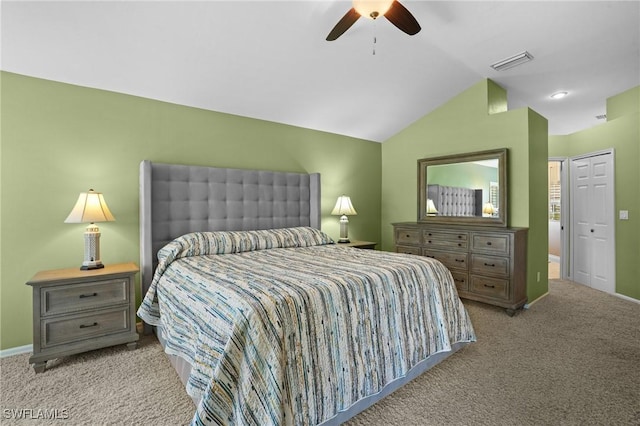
[455,278,465,283]
[486,242,492,246]
[79,293,98,299]
[458,235,463,239]
[483,284,496,289]
[426,255,435,258]
[455,259,465,263]
[405,234,410,238]
[427,240,432,244]
[79,322,98,329]
[458,243,462,247]
[484,263,496,267]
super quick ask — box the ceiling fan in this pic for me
[326,0,421,41]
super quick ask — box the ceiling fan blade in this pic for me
[385,1,421,36]
[326,8,360,41]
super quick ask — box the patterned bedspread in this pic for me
[138,227,476,426]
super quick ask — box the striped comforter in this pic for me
[138,227,476,426]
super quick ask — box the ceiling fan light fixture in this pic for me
[353,0,394,19]
[490,51,534,71]
[550,91,569,99]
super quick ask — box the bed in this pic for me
[427,184,483,216]
[137,161,476,426]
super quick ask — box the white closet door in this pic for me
[570,152,615,293]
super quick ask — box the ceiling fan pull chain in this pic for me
[372,20,377,55]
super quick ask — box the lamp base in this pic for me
[80,262,104,270]
[337,239,351,244]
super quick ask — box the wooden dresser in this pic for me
[393,223,527,315]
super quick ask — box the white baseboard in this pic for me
[524,291,549,309]
[0,344,32,358]
[614,292,640,304]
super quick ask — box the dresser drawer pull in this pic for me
[483,284,496,289]
[454,278,465,283]
[427,240,432,244]
[458,235,463,239]
[79,322,98,329]
[405,234,411,238]
[455,259,465,263]
[79,292,98,299]
[426,255,435,258]
[484,263,496,267]
[486,242,492,246]
[458,243,462,247]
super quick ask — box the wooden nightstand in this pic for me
[26,262,140,373]
[340,240,377,249]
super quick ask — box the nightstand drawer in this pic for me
[42,279,128,316]
[41,308,130,348]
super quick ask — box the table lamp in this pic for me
[64,189,115,270]
[331,195,357,243]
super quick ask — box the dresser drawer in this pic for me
[471,233,509,255]
[41,308,130,348]
[471,254,510,278]
[423,230,469,250]
[42,279,129,316]
[423,249,468,271]
[395,228,421,245]
[396,245,421,255]
[450,271,469,292]
[470,276,509,300]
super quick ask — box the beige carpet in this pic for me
[2,280,638,425]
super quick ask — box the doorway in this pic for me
[548,159,567,280]
[569,150,616,294]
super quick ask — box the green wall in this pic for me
[3,71,632,351]
[381,79,549,304]
[549,86,640,299]
[0,72,382,349]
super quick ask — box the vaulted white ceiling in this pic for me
[2,1,639,142]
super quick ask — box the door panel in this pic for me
[570,152,615,294]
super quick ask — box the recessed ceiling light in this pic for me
[550,91,568,99]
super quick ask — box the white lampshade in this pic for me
[426,198,438,215]
[353,0,394,19]
[483,202,495,215]
[332,195,357,243]
[65,189,115,270]
[64,190,115,224]
[331,196,358,216]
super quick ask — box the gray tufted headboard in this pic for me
[139,160,321,300]
[427,184,482,217]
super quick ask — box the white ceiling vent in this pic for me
[490,51,534,71]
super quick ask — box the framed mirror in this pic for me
[418,148,507,227]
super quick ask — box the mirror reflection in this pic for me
[418,149,507,226]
